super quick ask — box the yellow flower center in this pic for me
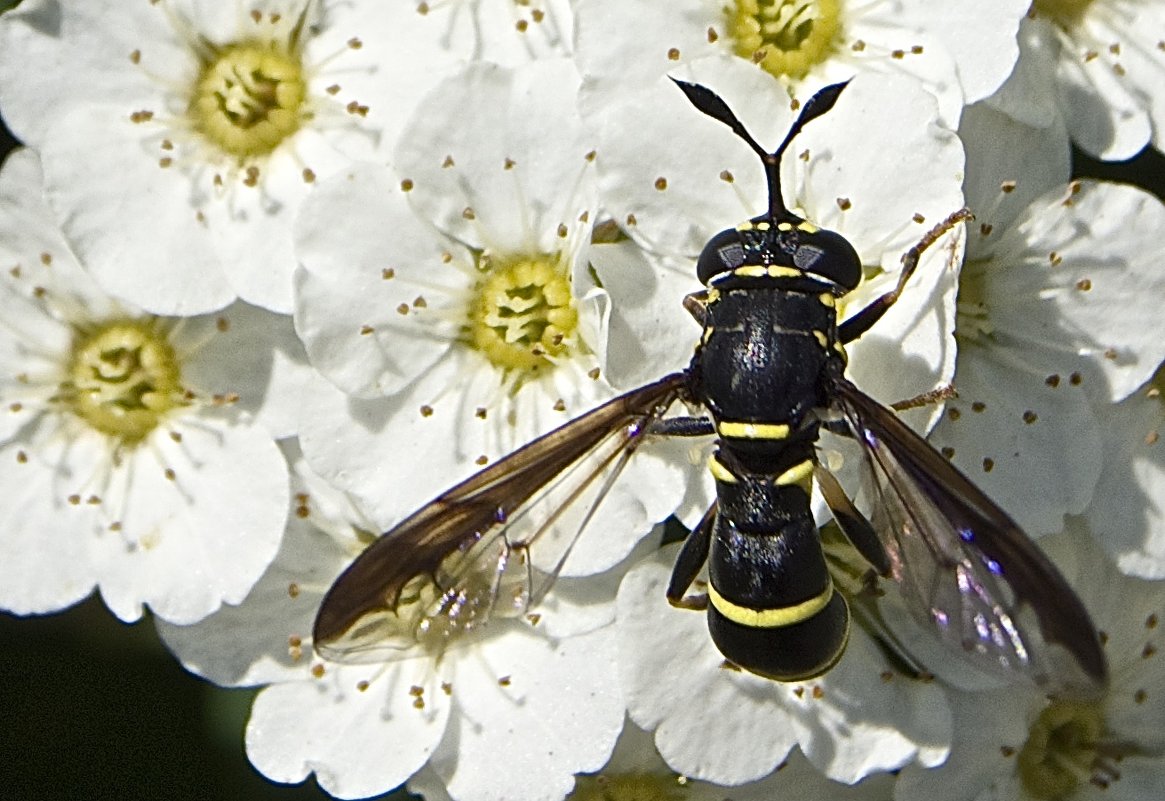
[725,0,842,80]
[466,254,578,373]
[64,319,184,444]
[570,773,687,801]
[1017,700,1109,799]
[1033,0,1095,28]
[189,41,308,159]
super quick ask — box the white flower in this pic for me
[411,717,899,801]
[575,0,1031,128]
[292,59,692,571]
[928,142,1165,536]
[1003,0,1165,160]
[157,440,368,686]
[161,446,637,801]
[958,101,1072,228]
[614,545,952,786]
[1084,377,1165,579]
[896,520,1165,801]
[248,616,624,801]
[0,148,288,624]
[414,0,575,64]
[0,0,470,314]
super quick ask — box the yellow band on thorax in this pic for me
[716,420,791,440]
[731,265,804,280]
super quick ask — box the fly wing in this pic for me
[831,379,1107,697]
[313,373,689,663]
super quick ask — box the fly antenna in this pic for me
[671,78,850,219]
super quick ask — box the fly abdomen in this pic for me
[707,584,849,682]
[705,456,850,681]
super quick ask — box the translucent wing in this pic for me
[313,373,689,663]
[830,378,1107,697]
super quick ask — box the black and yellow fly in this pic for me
[313,79,1108,695]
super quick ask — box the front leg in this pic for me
[839,208,972,344]
[683,290,710,327]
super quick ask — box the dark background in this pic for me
[2,54,1165,801]
[1,598,343,801]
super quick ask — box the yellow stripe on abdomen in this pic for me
[775,459,814,491]
[707,581,835,629]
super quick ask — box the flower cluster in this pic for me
[0,1,1163,800]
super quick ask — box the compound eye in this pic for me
[696,228,747,284]
[793,229,861,290]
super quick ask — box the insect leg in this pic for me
[890,384,958,412]
[815,465,890,575]
[683,291,710,326]
[647,415,716,437]
[647,413,716,609]
[839,208,972,344]
[666,503,717,609]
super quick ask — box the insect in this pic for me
[313,79,1108,695]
